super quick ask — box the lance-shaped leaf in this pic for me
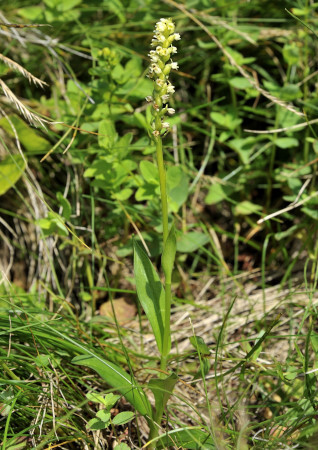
[133,239,165,354]
[161,224,176,283]
[72,354,151,417]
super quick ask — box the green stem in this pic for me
[160,281,171,373]
[155,135,171,375]
[155,137,169,243]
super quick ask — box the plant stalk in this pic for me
[155,136,169,244]
[155,136,171,374]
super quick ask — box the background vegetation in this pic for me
[1,0,318,448]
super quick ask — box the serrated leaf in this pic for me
[133,239,167,354]
[112,411,135,426]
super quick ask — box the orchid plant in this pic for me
[74,18,181,449]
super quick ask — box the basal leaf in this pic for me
[72,354,151,417]
[156,428,215,449]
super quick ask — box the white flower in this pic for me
[156,22,166,33]
[166,84,175,94]
[161,94,170,102]
[155,33,165,43]
[166,22,175,33]
[153,130,160,137]
[173,33,181,40]
[162,122,170,128]
[167,108,175,115]
[171,46,177,54]
[156,79,164,87]
[156,47,169,57]
[145,96,153,102]
[150,54,159,62]
[171,62,179,70]
[151,64,162,74]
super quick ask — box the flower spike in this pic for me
[146,18,180,137]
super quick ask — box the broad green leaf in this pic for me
[274,137,298,149]
[148,373,178,418]
[17,6,43,20]
[86,392,120,408]
[133,239,166,354]
[112,411,135,426]
[96,410,111,423]
[72,354,151,417]
[86,392,108,404]
[161,224,176,283]
[167,166,189,212]
[157,428,215,449]
[56,192,71,220]
[234,201,262,216]
[229,77,251,90]
[302,206,318,220]
[228,137,256,164]
[57,0,82,11]
[114,132,133,159]
[140,160,158,184]
[210,111,242,131]
[98,119,117,150]
[205,183,234,205]
[283,44,300,65]
[112,188,133,201]
[176,232,209,253]
[37,212,68,237]
[189,336,210,357]
[0,154,26,196]
[35,355,50,367]
[114,444,130,450]
[86,417,107,430]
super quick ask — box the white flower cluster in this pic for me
[146,18,180,137]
